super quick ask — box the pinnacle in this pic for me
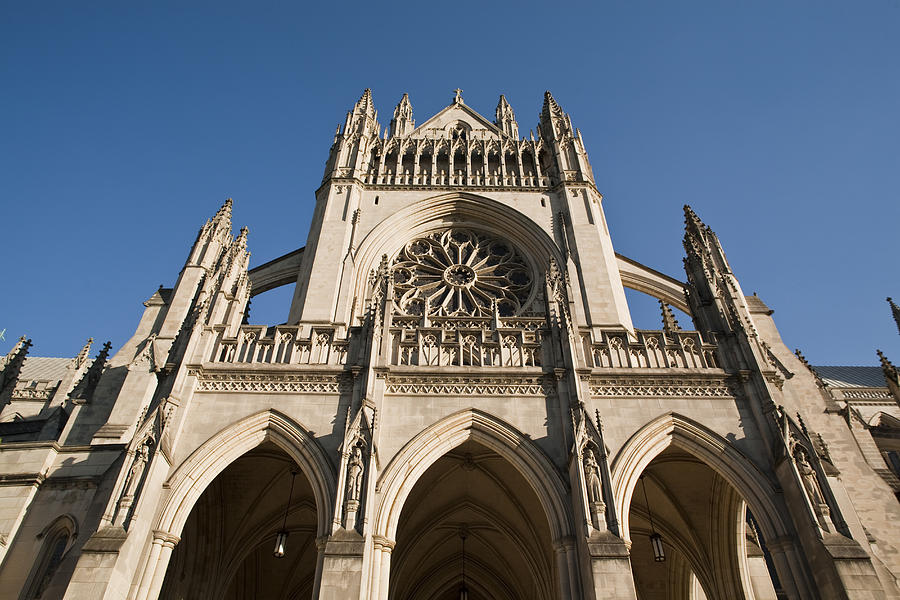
[541,90,563,120]
[888,297,900,335]
[683,205,709,236]
[213,198,233,223]
[355,88,375,115]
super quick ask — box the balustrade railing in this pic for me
[389,315,545,368]
[582,329,718,369]
[207,323,717,372]
[209,325,350,366]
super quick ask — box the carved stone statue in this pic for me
[346,444,364,503]
[113,436,153,527]
[343,444,365,529]
[124,438,152,499]
[794,444,831,529]
[583,449,606,531]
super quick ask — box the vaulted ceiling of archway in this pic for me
[390,440,554,600]
[628,447,750,600]
[160,443,318,600]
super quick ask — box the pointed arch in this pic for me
[157,409,335,538]
[610,412,789,545]
[374,408,572,542]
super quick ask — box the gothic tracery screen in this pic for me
[391,228,534,317]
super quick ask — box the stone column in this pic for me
[134,530,180,600]
[377,538,394,600]
[553,537,574,598]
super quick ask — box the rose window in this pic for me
[392,228,534,317]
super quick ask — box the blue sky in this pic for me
[2,1,898,365]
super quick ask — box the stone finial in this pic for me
[660,300,682,336]
[453,88,463,104]
[888,297,900,336]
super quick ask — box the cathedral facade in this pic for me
[1,89,900,600]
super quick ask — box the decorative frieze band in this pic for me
[193,372,350,394]
[589,376,735,399]
[385,375,553,396]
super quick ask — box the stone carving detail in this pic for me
[583,448,606,531]
[385,375,552,396]
[343,443,365,529]
[193,372,349,394]
[589,377,734,398]
[792,440,834,531]
[392,228,535,318]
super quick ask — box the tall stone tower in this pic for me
[1,90,899,600]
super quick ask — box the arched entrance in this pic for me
[159,442,319,599]
[627,446,780,600]
[389,439,555,600]
[131,410,335,600]
[373,409,575,600]
[612,414,800,600]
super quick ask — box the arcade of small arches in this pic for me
[128,410,786,600]
[361,121,555,188]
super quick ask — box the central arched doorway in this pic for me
[389,439,555,600]
[159,442,319,600]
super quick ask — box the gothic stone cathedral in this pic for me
[2,90,900,600]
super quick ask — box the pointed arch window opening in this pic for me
[640,474,665,562]
[273,469,297,558]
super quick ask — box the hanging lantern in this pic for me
[641,474,666,563]
[273,470,297,558]
[459,527,469,600]
[273,530,288,558]
[649,532,665,562]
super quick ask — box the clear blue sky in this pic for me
[2,1,898,365]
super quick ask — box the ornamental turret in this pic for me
[494,94,518,139]
[324,89,382,181]
[537,91,594,184]
[389,93,414,138]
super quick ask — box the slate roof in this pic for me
[18,357,71,384]
[811,366,886,389]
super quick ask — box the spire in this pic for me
[660,301,682,337]
[888,297,900,335]
[541,90,564,122]
[682,205,730,273]
[212,197,233,226]
[494,95,519,138]
[389,93,414,137]
[354,88,375,117]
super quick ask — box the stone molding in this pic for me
[384,374,553,396]
[191,370,351,394]
[589,375,735,399]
